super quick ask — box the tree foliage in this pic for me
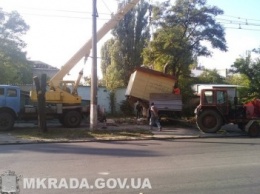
[197,69,225,84]
[231,49,260,98]
[0,8,32,84]
[100,0,150,89]
[143,0,227,79]
[225,73,250,87]
[101,39,125,91]
[225,73,250,102]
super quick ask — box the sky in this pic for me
[200,0,260,70]
[0,0,260,80]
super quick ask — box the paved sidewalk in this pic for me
[0,122,246,145]
[150,123,245,139]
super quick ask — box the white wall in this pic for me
[77,86,111,113]
[115,88,127,112]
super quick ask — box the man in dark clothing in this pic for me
[149,102,162,131]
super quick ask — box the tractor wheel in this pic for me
[63,111,82,128]
[237,123,246,132]
[247,121,260,137]
[0,112,15,131]
[196,110,223,133]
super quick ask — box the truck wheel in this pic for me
[196,110,223,133]
[63,111,82,128]
[0,112,15,131]
[58,115,65,126]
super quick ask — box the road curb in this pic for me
[0,133,246,145]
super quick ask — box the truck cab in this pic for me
[0,85,21,130]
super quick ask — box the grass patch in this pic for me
[89,128,152,138]
[10,127,152,141]
[11,128,92,140]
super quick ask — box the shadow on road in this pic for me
[172,137,260,146]
[0,142,164,157]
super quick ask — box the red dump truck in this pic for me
[125,67,182,119]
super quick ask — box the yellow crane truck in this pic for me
[0,0,141,130]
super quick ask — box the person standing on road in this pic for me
[149,102,162,131]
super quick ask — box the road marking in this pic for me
[98,172,110,175]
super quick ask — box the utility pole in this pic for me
[90,0,98,130]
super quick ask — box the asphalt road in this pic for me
[1,138,260,193]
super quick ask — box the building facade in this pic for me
[31,61,59,80]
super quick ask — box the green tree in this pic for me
[100,0,150,114]
[101,0,150,87]
[0,8,32,84]
[143,0,227,79]
[225,73,250,102]
[231,50,260,98]
[100,39,114,78]
[197,69,225,84]
[103,40,126,114]
[177,75,199,116]
[102,39,126,91]
[225,73,250,87]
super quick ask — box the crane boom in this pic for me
[49,0,140,88]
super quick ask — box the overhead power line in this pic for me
[1,5,112,16]
[18,12,111,21]
[100,0,114,14]
[222,25,260,32]
[4,5,260,32]
[216,18,260,27]
[215,14,260,32]
[221,14,260,22]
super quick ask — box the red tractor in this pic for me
[195,89,260,137]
